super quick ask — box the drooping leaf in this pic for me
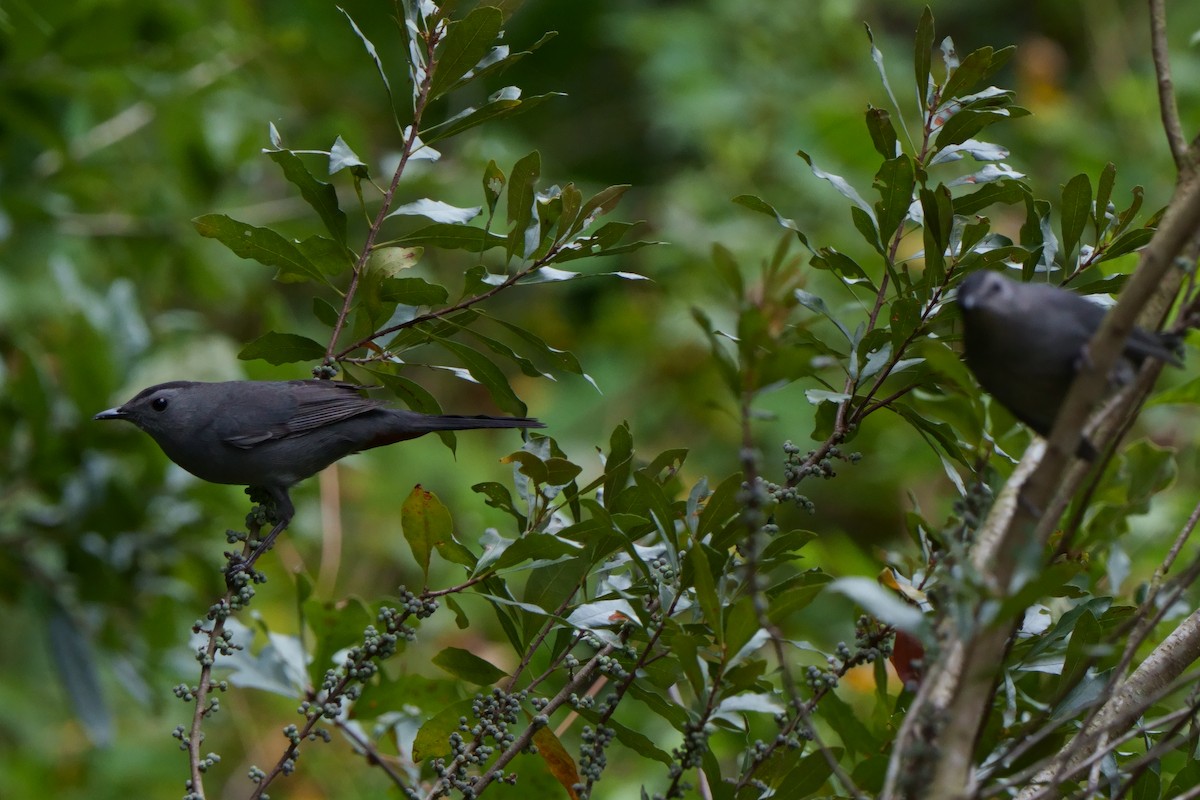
[193,214,324,282]
[436,337,527,416]
[239,332,326,365]
[268,150,347,244]
[401,486,454,581]
[337,6,398,120]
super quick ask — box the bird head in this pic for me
[957,270,1014,314]
[93,381,200,441]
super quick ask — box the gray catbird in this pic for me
[957,270,1182,458]
[95,379,543,533]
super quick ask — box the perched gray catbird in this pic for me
[957,270,1182,459]
[95,379,543,529]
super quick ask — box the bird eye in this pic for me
[152,396,169,412]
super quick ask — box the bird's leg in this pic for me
[225,486,294,583]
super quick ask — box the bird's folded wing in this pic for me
[223,383,382,448]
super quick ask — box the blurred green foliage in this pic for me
[3,1,1200,798]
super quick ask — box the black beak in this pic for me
[93,406,127,421]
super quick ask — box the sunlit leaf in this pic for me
[387,198,482,224]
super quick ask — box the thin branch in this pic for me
[1148,0,1190,171]
[331,245,559,361]
[334,718,414,792]
[324,22,443,363]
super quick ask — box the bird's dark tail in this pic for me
[365,410,544,449]
[412,414,545,431]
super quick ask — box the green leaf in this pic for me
[914,7,935,99]
[431,647,508,685]
[268,150,347,244]
[304,596,374,692]
[774,573,837,626]
[797,149,875,216]
[1094,161,1117,235]
[865,106,899,158]
[421,88,564,143]
[487,315,596,388]
[401,486,456,581]
[396,223,507,252]
[1059,608,1101,694]
[428,6,504,100]
[555,183,583,244]
[472,481,527,526]
[298,235,354,277]
[413,698,478,761]
[379,276,449,306]
[355,673,458,719]
[703,473,749,550]
[811,248,873,287]
[465,328,552,380]
[851,205,883,254]
[467,31,558,87]
[492,531,581,571]
[1097,228,1154,263]
[337,8,396,126]
[874,155,915,244]
[951,179,1029,216]
[936,105,1029,150]
[692,307,739,395]
[1060,173,1092,266]
[941,46,997,102]
[632,470,680,550]
[711,243,743,298]
[482,159,505,216]
[193,214,323,282]
[436,337,527,416]
[920,184,953,287]
[795,289,853,342]
[238,332,326,365]
[507,151,541,262]
[312,296,340,328]
[523,558,589,621]
[567,185,630,240]
[603,423,634,510]
[1116,185,1145,230]
[687,544,722,646]
[732,194,811,245]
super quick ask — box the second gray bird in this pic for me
[94,379,544,524]
[957,270,1182,459]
